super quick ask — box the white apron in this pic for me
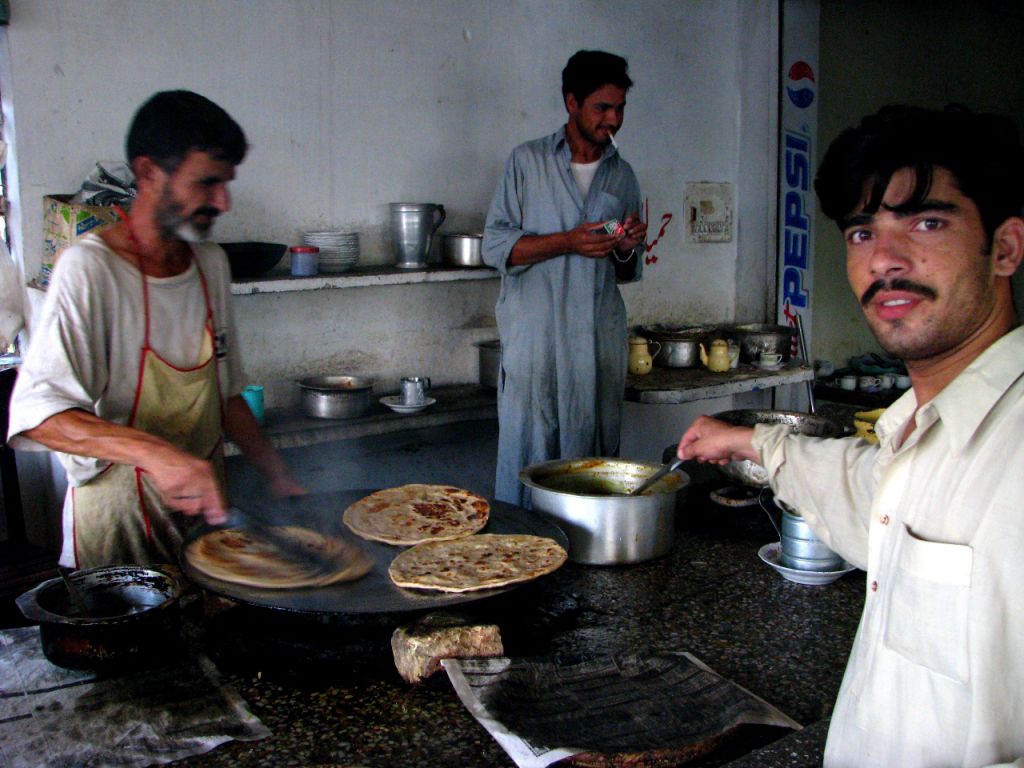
[69,259,224,567]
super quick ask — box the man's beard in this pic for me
[157,186,217,243]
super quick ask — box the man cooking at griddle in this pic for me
[678,106,1024,766]
[8,90,302,569]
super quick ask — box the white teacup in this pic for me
[839,375,857,391]
[759,352,783,366]
[895,374,912,389]
[879,373,895,390]
[859,375,881,391]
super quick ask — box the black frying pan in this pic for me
[180,488,568,616]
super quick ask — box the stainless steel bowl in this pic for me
[519,458,689,565]
[713,409,851,487]
[441,233,484,267]
[297,375,375,419]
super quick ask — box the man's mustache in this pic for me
[192,207,219,219]
[860,278,937,307]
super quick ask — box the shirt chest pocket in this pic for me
[883,524,973,684]
[585,191,624,222]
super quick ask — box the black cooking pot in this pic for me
[16,565,184,672]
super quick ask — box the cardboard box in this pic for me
[39,194,121,287]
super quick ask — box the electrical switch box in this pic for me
[684,182,733,243]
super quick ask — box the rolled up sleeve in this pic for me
[482,152,531,277]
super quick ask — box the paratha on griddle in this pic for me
[185,526,372,589]
[388,533,567,593]
[343,484,490,545]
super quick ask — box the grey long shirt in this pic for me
[482,126,643,505]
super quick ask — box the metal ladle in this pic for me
[58,566,91,617]
[629,458,685,496]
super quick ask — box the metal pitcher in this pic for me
[389,202,446,269]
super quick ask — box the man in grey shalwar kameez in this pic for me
[482,50,647,506]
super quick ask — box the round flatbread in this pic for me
[343,484,490,545]
[388,533,568,593]
[185,526,372,589]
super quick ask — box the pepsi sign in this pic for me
[781,130,811,311]
[786,61,816,110]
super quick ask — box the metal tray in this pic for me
[180,488,568,616]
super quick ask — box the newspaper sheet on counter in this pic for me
[0,626,269,768]
[443,651,800,768]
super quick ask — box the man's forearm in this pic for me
[507,232,575,266]
[22,408,184,472]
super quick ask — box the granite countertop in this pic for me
[171,483,864,767]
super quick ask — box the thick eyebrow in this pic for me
[841,199,961,230]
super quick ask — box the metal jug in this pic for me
[389,202,447,269]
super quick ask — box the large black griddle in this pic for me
[180,488,568,616]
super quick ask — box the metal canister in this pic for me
[779,508,843,571]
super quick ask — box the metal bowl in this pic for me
[220,241,288,279]
[519,458,689,565]
[297,375,375,419]
[713,409,851,487]
[16,566,183,671]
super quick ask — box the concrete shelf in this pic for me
[626,362,814,404]
[230,265,499,296]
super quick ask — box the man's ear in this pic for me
[130,156,163,187]
[564,93,578,115]
[992,216,1024,277]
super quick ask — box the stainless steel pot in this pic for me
[298,376,375,419]
[642,325,714,368]
[723,324,797,363]
[442,233,484,267]
[519,458,689,565]
[16,565,183,671]
[779,507,843,571]
[713,409,851,487]
[476,339,500,388]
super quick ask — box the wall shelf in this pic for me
[625,363,814,404]
[230,265,499,296]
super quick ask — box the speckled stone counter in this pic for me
[172,486,865,767]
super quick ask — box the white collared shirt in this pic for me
[753,326,1024,768]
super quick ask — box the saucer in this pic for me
[753,360,783,371]
[758,542,856,586]
[380,395,435,414]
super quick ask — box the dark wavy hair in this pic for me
[561,50,633,106]
[815,105,1024,246]
[126,90,248,172]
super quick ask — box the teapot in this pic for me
[628,335,660,376]
[699,339,731,372]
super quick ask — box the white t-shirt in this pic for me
[8,233,244,486]
[570,159,601,198]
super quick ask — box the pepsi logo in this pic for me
[786,60,816,110]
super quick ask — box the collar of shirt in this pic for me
[552,125,620,165]
[875,325,1024,455]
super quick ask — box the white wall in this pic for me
[3,0,779,403]
[813,0,1024,366]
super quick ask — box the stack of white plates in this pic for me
[303,231,360,273]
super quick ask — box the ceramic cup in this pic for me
[879,373,895,390]
[895,374,912,389]
[400,376,431,405]
[759,352,783,366]
[858,375,881,391]
[839,375,857,391]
